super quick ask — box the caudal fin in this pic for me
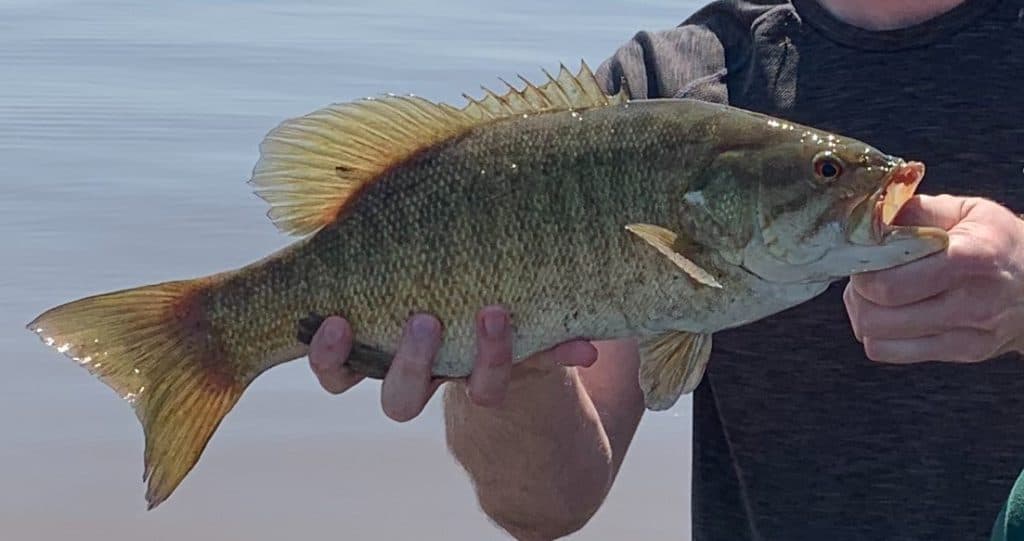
[27,279,248,509]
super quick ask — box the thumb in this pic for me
[892,194,967,231]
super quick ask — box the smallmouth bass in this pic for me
[27,63,948,508]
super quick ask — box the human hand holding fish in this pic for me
[308,307,598,421]
[845,194,1024,363]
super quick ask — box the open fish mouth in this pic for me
[873,160,925,241]
[848,160,926,245]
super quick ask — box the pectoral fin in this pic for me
[626,224,722,288]
[638,331,712,410]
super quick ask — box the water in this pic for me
[0,1,697,539]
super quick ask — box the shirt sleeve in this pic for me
[593,0,773,103]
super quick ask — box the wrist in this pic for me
[443,365,577,411]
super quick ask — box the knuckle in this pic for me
[955,285,1007,330]
[949,241,998,276]
[477,350,511,370]
[992,310,1021,344]
[964,196,989,210]
[392,355,431,382]
[860,278,896,305]
[972,306,1004,332]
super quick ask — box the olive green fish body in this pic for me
[204,100,820,379]
[27,63,949,508]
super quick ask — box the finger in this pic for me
[309,316,364,394]
[842,282,864,342]
[381,314,443,422]
[850,243,957,307]
[863,328,997,364]
[520,339,599,370]
[853,230,988,306]
[850,195,971,307]
[891,194,966,230]
[467,306,513,408]
[845,287,993,341]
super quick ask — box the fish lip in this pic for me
[849,160,926,244]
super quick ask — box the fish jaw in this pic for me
[841,160,949,273]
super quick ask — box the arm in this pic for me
[308,307,645,539]
[443,338,645,540]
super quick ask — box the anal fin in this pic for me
[626,224,722,288]
[638,331,712,411]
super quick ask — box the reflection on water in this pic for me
[1,1,697,539]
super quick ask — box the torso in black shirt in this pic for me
[595,1,1024,539]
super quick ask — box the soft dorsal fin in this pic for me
[249,61,627,236]
[249,96,472,236]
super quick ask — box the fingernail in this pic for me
[410,316,437,340]
[483,311,506,338]
[323,322,341,343]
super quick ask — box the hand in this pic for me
[308,306,599,421]
[844,195,1024,363]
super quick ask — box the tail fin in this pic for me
[27,278,248,509]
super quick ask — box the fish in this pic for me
[26,62,949,509]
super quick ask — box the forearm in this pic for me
[444,366,611,538]
[443,340,644,539]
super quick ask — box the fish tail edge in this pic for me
[27,277,247,509]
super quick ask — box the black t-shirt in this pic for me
[594,1,1024,539]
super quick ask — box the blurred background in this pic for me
[0,1,702,539]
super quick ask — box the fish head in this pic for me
[686,107,949,284]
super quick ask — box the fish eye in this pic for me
[813,152,844,181]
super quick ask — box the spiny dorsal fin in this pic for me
[461,61,626,121]
[249,61,627,236]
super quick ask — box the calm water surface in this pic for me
[1,1,700,539]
